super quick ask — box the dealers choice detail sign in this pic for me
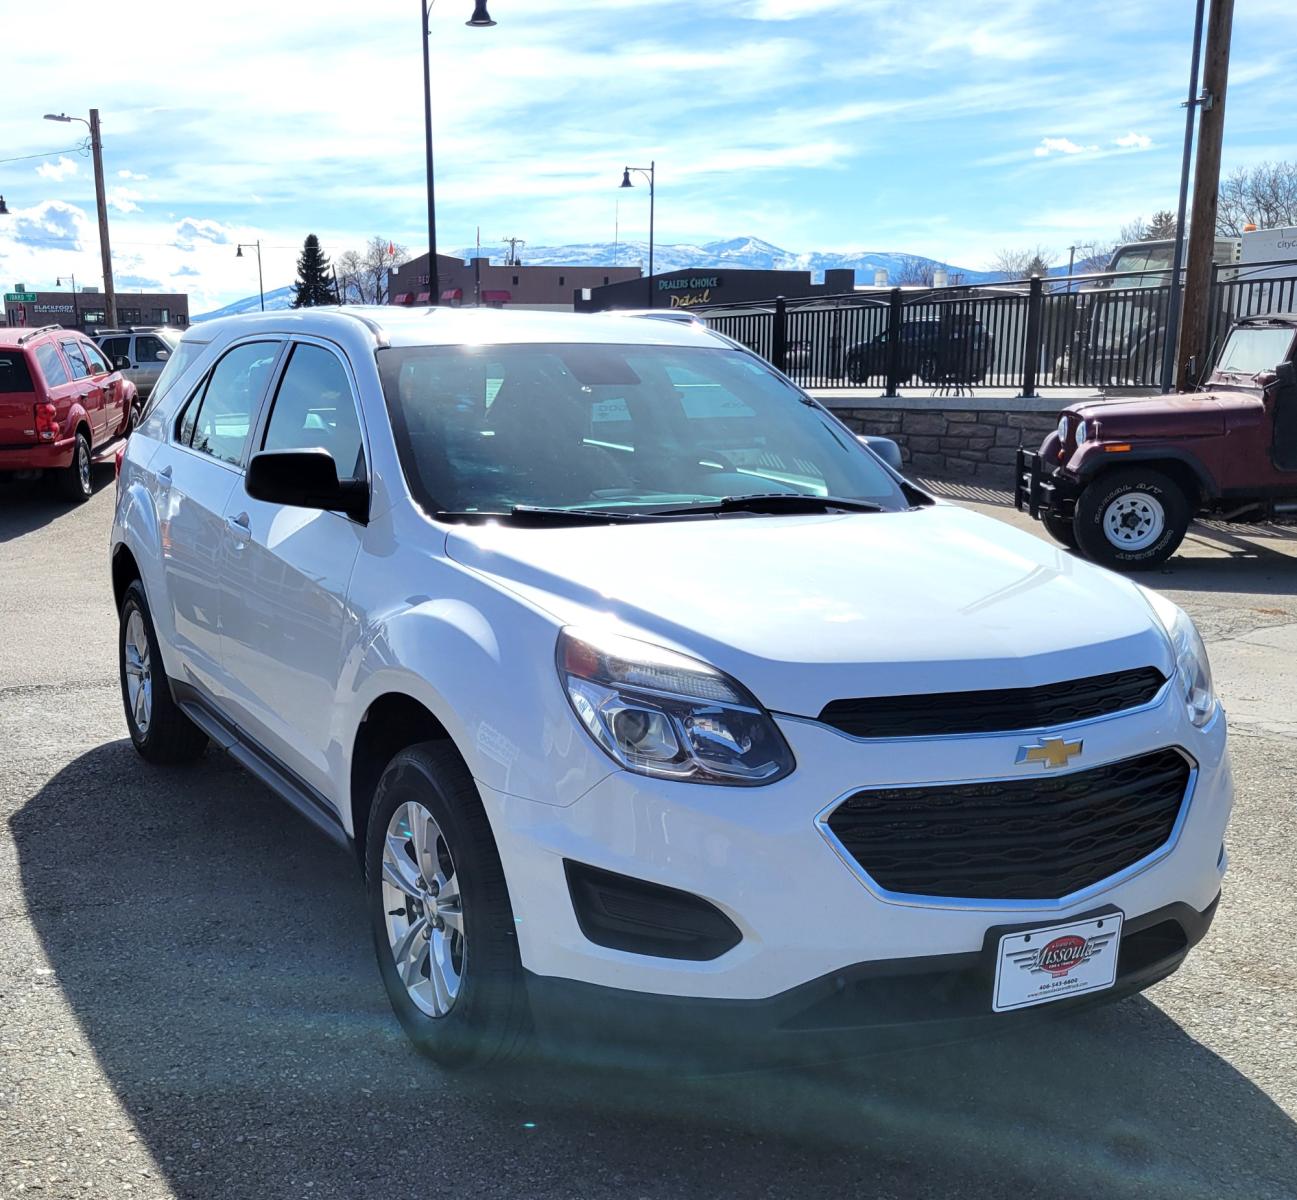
[657,275,721,307]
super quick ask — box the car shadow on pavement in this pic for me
[0,467,113,543]
[13,740,1297,1200]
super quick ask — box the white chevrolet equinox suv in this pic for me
[110,306,1232,1068]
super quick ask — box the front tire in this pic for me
[119,580,209,763]
[1074,467,1191,570]
[366,743,529,1069]
[57,430,93,502]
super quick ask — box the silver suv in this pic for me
[95,328,179,400]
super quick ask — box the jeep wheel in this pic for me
[57,430,93,502]
[1074,467,1191,570]
[366,743,530,1069]
[1041,512,1078,550]
[119,580,209,763]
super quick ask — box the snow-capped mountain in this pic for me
[192,285,295,322]
[454,237,1003,285]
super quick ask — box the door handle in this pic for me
[157,465,173,487]
[226,513,251,542]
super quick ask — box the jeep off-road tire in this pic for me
[57,430,93,503]
[1074,467,1191,570]
[119,580,209,764]
[366,742,530,1070]
[1042,511,1078,550]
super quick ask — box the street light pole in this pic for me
[423,1,496,307]
[236,242,265,311]
[57,273,78,328]
[620,162,656,302]
[44,109,117,328]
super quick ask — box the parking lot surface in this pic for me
[2,469,1295,1200]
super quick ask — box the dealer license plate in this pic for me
[992,912,1123,1013]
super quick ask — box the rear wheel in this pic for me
[1074,467,1191,570]
[366,742,529,1069]
[57,430,93,502]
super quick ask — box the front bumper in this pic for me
[483,698,1232,1004]
[1014,445,1080,522]
[0,435,77,472]
[525,895,1218,1064]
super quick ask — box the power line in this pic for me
[0,142,90,167]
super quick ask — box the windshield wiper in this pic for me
[436,505,648,526]
[648,493,886,516]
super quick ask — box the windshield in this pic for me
[377,342,908,517]
[1214,327,1294,376]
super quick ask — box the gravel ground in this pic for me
[2,469,1295,1200]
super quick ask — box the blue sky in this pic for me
[2,0,1294,311]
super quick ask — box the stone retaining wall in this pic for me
[824,403,1060,486]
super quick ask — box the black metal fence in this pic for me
[694,260,1297,393]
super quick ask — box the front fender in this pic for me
[340,595,614,829]
[1066,442,1217,498]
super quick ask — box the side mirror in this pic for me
[857,434,904,473]
[245,449,369,522]
[113,355,131,370]
[155,348,170,361]
[1276,360,1296,388]
[1186,355,1198,384]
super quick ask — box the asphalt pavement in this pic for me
[2,466,1295,1200]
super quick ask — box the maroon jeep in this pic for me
[1015,313,1297,569]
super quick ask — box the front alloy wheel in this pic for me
[381,801,466,1018]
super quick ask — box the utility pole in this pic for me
[500,236,525,267]
[1176,0,1234,392]
[88,110,117,330]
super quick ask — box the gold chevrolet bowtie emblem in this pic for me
[1016,737,1083,769]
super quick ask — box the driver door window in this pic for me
[260,342,366,483]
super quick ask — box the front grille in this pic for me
[824,748,1191,901]
[818,666,1166,739]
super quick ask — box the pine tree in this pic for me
[292,234,335,308]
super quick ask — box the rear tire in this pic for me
[1074,467,1191,570]
[119,580,209,764]
[366,742,530,1070]
[1042,512,1078,549]
[57,430,93,503]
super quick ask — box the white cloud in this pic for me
[36,155,80,182]
[107,186,143,214]
[117,168,149,180]
[1114,131,1152,150]
[1034,137,1095,158]
[174,217,232,248]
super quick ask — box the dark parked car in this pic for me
[1016,313,1297,569]
[845,316,994,385]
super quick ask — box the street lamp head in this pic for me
[0,196,8,216]
[236,245,244,258]
[466,0,496,26]
[43,113,72,123]
[620,168,634,189]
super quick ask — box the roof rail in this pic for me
[16,325,64,345]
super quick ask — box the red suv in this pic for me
[0,324,138,501]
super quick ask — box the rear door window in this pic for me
[0,351,35,393]
[99,336,129,363]
[33,342,70,388]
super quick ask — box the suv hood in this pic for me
[446,505,1172,717]
[1068,394,1229,438]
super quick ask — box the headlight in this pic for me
[1141,589,1217,727]
[1057,415,1069,442]
[1075,419,1089,445]
[557,628,795,785]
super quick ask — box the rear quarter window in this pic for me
[33,342,70,388]
[0,351,35,393]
